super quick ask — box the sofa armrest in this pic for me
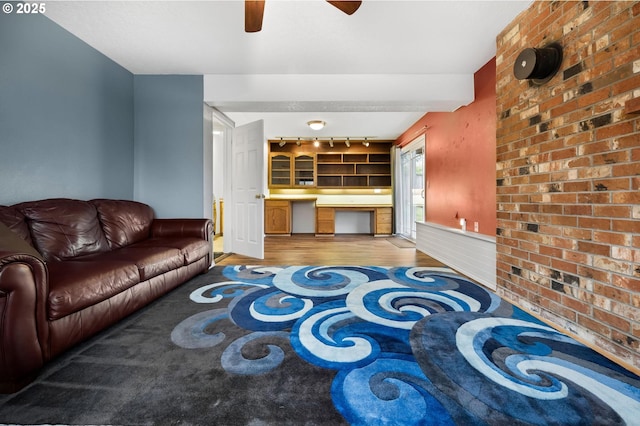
[0,223,49,393]
[150,218,214,242]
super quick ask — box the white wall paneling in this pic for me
[416,221,496,290]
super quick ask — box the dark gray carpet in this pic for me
[0,266,345,425]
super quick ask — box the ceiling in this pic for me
[44,0,531,140]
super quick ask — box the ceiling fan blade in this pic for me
[326,1,362,15]
[245,0,265,33]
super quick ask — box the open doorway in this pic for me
[212,110,233,261]
[211,111,266,261]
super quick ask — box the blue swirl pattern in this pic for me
[171,265,640,424]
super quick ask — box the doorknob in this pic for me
[255,194,265,199]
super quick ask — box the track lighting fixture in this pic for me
[272,137,379,146]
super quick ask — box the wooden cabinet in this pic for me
[269,153,292,187]
[294,154,315,187]
[374,207,393,235]
[265,200,291,234]
[316,207,335,235]
[268,140,391,189]
[269,153,316,188]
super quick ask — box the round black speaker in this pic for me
[513,43,563,85]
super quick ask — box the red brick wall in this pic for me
[496,0,640,370]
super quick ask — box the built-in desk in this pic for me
[315,205,392,237]
[265,199,393,237]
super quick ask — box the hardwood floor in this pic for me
[214,234,445,267]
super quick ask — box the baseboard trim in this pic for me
[415,221,496,290]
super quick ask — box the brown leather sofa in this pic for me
[0,198,213,393]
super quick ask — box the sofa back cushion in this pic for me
[0,205,33,246]
[91,199,154,249]
[16,199,110,261]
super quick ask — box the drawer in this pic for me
[265,200,290,208]
[376,223,392,234]
[377,213,392,224]
[316,221,335,234]
[316,207,335,220]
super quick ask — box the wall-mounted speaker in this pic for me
[513,42,563,85]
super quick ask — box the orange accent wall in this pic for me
[396,59,497,236]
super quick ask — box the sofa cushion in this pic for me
[47,260,140,321]
[16,199,110,262]
[0,206,33,246]
[79,246,184,281]
[91,199,154,249]
[131,237,211,265]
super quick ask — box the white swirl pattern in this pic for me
[297,306,374,363]
[457,317,568,399]
[457,316,640,423]
[249,295,314,322]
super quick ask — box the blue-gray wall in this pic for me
[0,13,208,219]
[133,75,205,218]
[0,12,134,205]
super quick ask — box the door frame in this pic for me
[211,109,235,254]
[395,134,425,241]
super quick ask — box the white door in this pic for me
[230,120,265,259]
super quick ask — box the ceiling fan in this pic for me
[245,0,362,33]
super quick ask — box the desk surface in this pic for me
[266,197,318,202]
[267,198,392,209]
[316,204,393,208]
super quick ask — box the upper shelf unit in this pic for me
[316,152,391,187]
[268,140,392,189]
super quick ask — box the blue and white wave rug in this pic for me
[2,265,639,425]
[171,265,640,425]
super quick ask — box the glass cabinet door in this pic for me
[270,154,292,186]
[294,154,315,187]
